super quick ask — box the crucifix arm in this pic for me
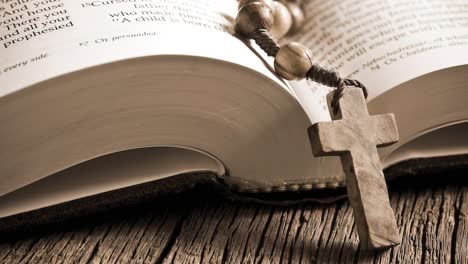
[309,121,350,156]
[372,114,399,147]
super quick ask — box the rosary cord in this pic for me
[343,79,368,97]
[236,1,368,114]
[250,26,368,114]
[212,178,347,206]
[306,65,369,114]
[251,29,280,57]
[306,65,345,114]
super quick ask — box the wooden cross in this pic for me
[309,88,401,250]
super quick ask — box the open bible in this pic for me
[1,0,468,223]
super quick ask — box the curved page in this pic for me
[290,0,468,123]
[0,0,285,95]
[288,0,468,164]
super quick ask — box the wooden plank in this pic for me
[455,186,468,264]
[0,242,13,262]
[0,237,40,263]
[163,204,240,263]
[0,183,466,263]
[52,227,95,262]
[422,187,457,263]
[226,206,273,263]
[81,207,188,264]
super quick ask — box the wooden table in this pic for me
[0,175,466,264]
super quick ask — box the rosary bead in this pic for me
[283,2,304,33]
[270,1,292,39]
[238,0,274,10]
[235,2,274,37]
[274,42,312,80]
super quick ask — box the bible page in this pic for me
[0,0,287,97]
[289,0,468,124]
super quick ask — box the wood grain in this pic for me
[309,88,400,249]
[0,181,466,264]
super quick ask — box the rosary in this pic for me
[235,0,401,250]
